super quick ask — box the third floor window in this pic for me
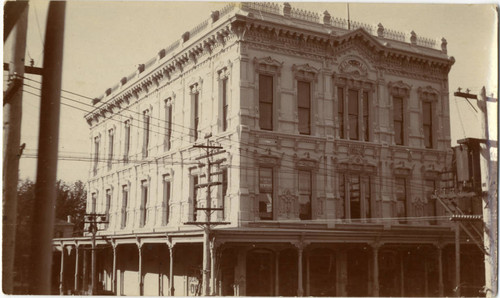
[124,120,130,163]
[164,102,172,151]
[394,96,404,145]
[259,74,273,131]
[423,101,433,148]
[142,110,150,158]
[298,81,311,135]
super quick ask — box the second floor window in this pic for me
[258,167,273,220]
[124,120,130,163]
[423,101,433,148]
[298,81,311,135]
[394,97,404,145]
[338,87,345,139]
[165,102,172,151]
[163,176,171,225]
[395,177,407,223]
[142,110,150,158]
[141,180,148,227]
[339,174,372,220]
[348,90,359,140]
[259,74,273,131]
[425,180,437,225]
[363,91,369,141]
[121,185,128,228]
[221,168,228,219]
[298,170,312,220]
[107,129,114,170]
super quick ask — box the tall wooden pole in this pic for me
[478,87,497,298]
[2,2,28,293]
[30,1,66,294]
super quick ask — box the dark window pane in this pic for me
[298,81,310,108]
[423,102,432,148]
[222,78,228,131]
[394,122,403,145]
[339,174,345,219]
[350,175,360,219]
[364,177,371,218]
[259,167,273,220]
[299,170,312,220]
[338,87,344,139]
[395,178,407,223]
[363,91,369,141]
[193,176,198,221]
[259,75,273,103]
[349,115,359,140]
[259,102,273,130]
[393,97,403,121]
[298,108,311,135]
[194,93,199,140]
[348,90,359,140]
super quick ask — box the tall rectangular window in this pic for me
[192,176,198,221]
[348,89,359,140]
[93,136,100,175]
[142,110,150,158]
[141,180,148,227]
[423,102,433,148]
[221,168,228,219]
[364,177,371,219]
[298,170,312,220]
[121,185,128,228]
[259,74,273,130]
[258,167,273,220]
[194,93,199,140]
[425,180,437,225]
[124,120,130,163]
[163,176,171,225]
[394,97,404,145]
[338,87,344,139]
[363,91,369,141]
[298,81,311,135]
[165,102,172,151]
[91,192,97,213]
[339,174,346,219]
[108,129,114,170]
[105,189,111,216]
[350,175,361,219]
[222,78,229,131]
[395,177,407,223]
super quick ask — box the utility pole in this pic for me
[2,1,28,294]
[30,1,66,294]
[454,87,498,297]
[84,213,109,295]
[186,133,229,296]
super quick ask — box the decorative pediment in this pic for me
[337,157,377,174]
[296,158,318,170]
[393,160,413,176]
[418,86,439,102]
[253,56,283,74]
[256,153,280,166]
[388,80,412,97]
[292,63,319,81]
[338,56,369,77]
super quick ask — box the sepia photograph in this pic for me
[3,1,498,296]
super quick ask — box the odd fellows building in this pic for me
[53,2,486,297]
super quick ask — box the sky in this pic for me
[4,1,498,183]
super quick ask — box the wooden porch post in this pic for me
[138,243,143,296]
[168,244,175,296]
[275,251,280,296]
[112,244,117,294]
[59,244,65,295]
[74,245,79,293]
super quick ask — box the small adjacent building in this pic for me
[53,3,485,296]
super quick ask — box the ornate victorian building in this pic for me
[53,3,484,297]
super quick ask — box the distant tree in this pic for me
[13,179,87,294]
